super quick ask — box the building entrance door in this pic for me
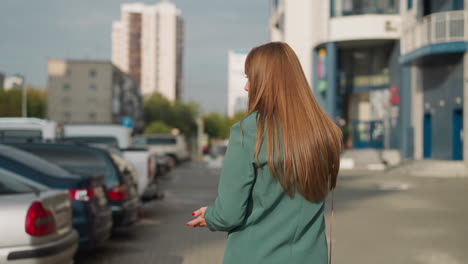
[352,120,384,149]
[452,109,463,160]
[423,113,432,158]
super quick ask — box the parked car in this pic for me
[132,134,191,165]
[155,153,171,176]
[0,144,113,249]
[122,147,162,200]
[64,136,120,149]
[64,124,131,149]
[0,117,63,143]
[62,136,167,199]
[8,142,141,229]
[0,167,78,264]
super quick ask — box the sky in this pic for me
[0,0,269,114]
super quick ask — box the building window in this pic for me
[88,112,97,122]
[63,112,71,122]
[339,46,392,92]
[87,97,97,104]
[332,0,398,17]
[454,0,464,10]
[407,0,412,9]
[89,70,97,78]
[62,97,71,104]
[63,83,71,91]
[273,0,279,8]
[66,69,72,77]
[89,84,97,91]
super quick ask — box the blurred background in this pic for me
[0,0,467,263]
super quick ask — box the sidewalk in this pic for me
[341,149,468,178]
[332,169,468,264]
[76,161,468,264]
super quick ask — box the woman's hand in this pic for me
[187,207,207,228]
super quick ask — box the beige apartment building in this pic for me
[112,1,184,101]
[47,60,143,130]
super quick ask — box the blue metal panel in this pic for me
[421,55,463,159]
[452,109,463,160]
[400,66,413,158]
[326,42,337,119]
[400,42,468,64]
[423,113,432,158]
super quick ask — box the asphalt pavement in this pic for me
[75,161,468,264]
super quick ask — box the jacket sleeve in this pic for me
[205,123,255,232]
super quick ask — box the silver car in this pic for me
[0,168,78,264]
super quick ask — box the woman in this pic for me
[187,42,342,264]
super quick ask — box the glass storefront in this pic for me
[339,45,392,93]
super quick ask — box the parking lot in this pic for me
[74,161,468,264]
[75,161,226,264]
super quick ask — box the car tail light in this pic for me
[25,201,56,236]
[185,144,190,152]
[69,188,95,202]
[107,184,129,201]
[147,158,153,179]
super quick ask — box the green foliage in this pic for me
[144,120,173,134]
[0,87,47,118]
[143,92,199,136]
[143,92,248,139]
[203,112,224,139]
[203,111,247,139]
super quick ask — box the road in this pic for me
[75,162,468,264]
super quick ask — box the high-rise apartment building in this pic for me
[112,1,184,101]
[227,50,248,117]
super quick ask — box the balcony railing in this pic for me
[402,10,466,55]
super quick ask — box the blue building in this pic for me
[400,0,467,161]
[270,0,468,164]
[270,0,402,151]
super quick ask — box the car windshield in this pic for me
[147,137,176,145]
[0,167,48,195]
[65,136,119,148]
[0,145,78,179]
[13,146,120,189]
[0,129,42,143]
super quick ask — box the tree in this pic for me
[203,111,247,140]
[0,87,47,118]
[203,112,224,139]
[26,88,47,118]
[144,121,173,134]
[143,92,199,136]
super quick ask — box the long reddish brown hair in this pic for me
[244,42,342,202]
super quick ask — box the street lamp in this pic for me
[13,74,27,117]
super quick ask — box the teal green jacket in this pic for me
[205,111,328,264]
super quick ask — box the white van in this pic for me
[63,124,131,149]
[0,118,63,142]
